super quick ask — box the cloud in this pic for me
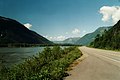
[44,35,66,41]
[83,30,86,33]
[24,23,32,29]
[57,36,66,41]
[65,32,68,34]
[43,35,48,38]
[99,6,120,24]
[72,28,80,34]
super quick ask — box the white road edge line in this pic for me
[94,53,120,67]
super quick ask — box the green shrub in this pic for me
[0,46,82,80]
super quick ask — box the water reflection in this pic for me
[0,47,44,67]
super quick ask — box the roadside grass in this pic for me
[0,46,82,80]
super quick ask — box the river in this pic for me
[0,47,44,67]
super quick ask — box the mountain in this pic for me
[53,37,80,44]
[0,16,52,44]
[75,27,110,45]
[54,27,110,45]
[90,20,120,50]
[62,37,80,44]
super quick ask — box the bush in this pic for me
[0,46,82,80]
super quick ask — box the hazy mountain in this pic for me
[90,20,120,50]
[75,27,111,45]
[0,16,52,44]
[54,27,110,45]
[63,37,80,44]
[53,37,80,44]
[61,37,80,44]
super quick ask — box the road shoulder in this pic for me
[64,48,88,79]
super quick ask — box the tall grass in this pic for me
[0,46,82,80]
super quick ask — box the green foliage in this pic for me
[90,20,120,50]
[0,46,82,80]
[76,27,110,45]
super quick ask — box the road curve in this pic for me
[65,46,120,80]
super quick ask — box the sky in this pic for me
[0,0,120,41]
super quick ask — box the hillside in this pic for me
[0,16,52,44]
[54,27,110,45]
[90,20,120,50]
[63,37,80,44]
[54,37,80,44]
[75,27,110,45]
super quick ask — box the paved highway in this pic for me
[65,46,120,80]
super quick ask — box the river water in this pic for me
[0,47,44,67]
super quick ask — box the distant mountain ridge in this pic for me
[63,37,80,44]
[90,20,120,50]
[75,27,111,45]
[54,27,110,45]
[0,16,52,44]
[53,37,80,44]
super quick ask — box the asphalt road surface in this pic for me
[65,46,120,80]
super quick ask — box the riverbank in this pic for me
[0,43,81,48]
[0,46,82,80]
